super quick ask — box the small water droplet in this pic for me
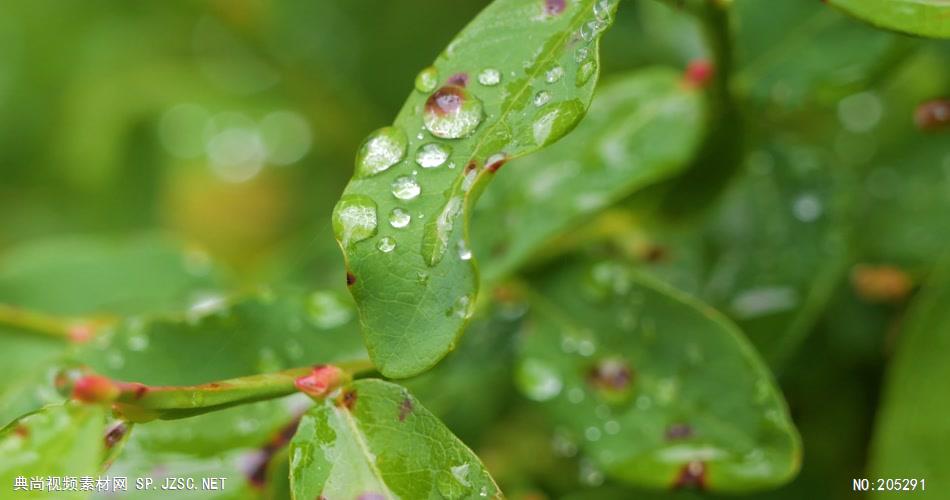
[355,127,407,178]
[377,237,396,253]
[332,195,378,248]
[477,68,501,86]
[518,359,563,401]
[391,176,421,200]
[416,271,429,286]
[447,295,473,319]
[576,60,597,86]
[415,66,439,93]
[424,86,484,139]
[575,46,590,63]
[533,90,552,107]
[389,207,411,229]
[545,65,564,84]
[457,240,472,261]
[792,192,823,222]
[415,143,451,168]
[593,0,614,22]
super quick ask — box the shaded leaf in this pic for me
[869,256,950,488]
[472,67,705,283]
[0,404,107,499]
[333,0,620,378]
[829,0,950,39]
[289,379,501,499]
[516,259,800,492]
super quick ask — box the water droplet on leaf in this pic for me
[423,86,484,139]
[391,176,421,200]
[332,195,378,248]
[389,207,411,228]
[576,60,596,86]
[415,143,451,168]
[477,68,501,86]
[533,90,551,107]
[355,127,408,177]
[377,237,396,253]
[415,66,439,93]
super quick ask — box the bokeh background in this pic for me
[0,1,948,499]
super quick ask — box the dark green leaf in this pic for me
[289,379,501,499]
[516,259,800,492]
[829,0,950,39]
[0,404,107,499]
[333,0,620,378]
[472,67,705,283]
[869,256,950,486]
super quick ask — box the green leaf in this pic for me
[0,234,226,316]
[828,0,950,39]
[289,379,501,499]
[77,290,365,453]
[0,330,65,425]
[516,259,800,492]
[869,256,950,488]
[472,67,705,283]
[333,0,620,378]
[0,404,107,499]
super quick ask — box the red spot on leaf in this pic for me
[545,0,566,15]
[684,59,714,89]
[673,461,707,490]
[346,272,357,286]
[464,160,479,173]
[587,358,633,391]
[447,72,469,87]
[486,153,508,173]
[426,86,466,117]
[13,425,28,438]
[104,422,128,448]
[398,397,414,421]
[914,99,950,131]
[72,374,120,403]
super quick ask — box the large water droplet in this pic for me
[415,66,439,93]
[415,143,451,168]
[576,60,597,86]
[477,68,501,86]
[545,66,564,83]
[389,207,411,229]
[391,176,421,200]
[517,358,563,401]
[355,127,408,178]
[332,195,378,248]
[532,100,584,147]
[377,237,396,253]
[423,86,484,139]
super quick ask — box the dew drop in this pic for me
[532,100,584,146]
[477,68,501,86]
[593,0,614,22]
[415,143,451,168]
[389,207,411,229]
[575,46,590,63]
[545,65,564,84]
[533,90,552,107]
[377,237,396,253]
[415,66,439,93]
[457,240,472,261]
[517,358,563,401]
[332,195,378,248]
[576,60,597,86]
[391,176,421,200]
[423,85,484,139]
[355,127,408,178]
[792,192,823,222]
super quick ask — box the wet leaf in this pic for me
[869,256,950,487]
[333,0,620,378]
[472,67,705,283]
[77,290,365,453]
[0,330,64,425]
[0,404,107,499]
[828,0,950,39]
[517,259,800,492]
[289,379,501,499]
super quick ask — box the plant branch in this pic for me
[0,303,101,341]
[96,359,376,422]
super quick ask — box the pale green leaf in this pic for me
[333,0,620,378]
[289,379,501,499]
[516,259,801,492]
[472,67,706,283]
[829,0,950,39]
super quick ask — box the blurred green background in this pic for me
[0,0,948,499]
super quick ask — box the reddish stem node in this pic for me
[72,374,120,403]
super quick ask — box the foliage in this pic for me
[0,0,948,499]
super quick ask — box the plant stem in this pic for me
[0,303,77,340]
[110,359,377,422]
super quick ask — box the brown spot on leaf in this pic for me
[464,159,479,173]
[587,358,633,391]
[398,397,414,421]
[665,423,693,440]
[104,422,128,448]
[545,0,566,15]
[643,245,668,263]
[340,389,358,410]
[447,72,469,87]
[486,153,508,173]
[914,99,950,131]
[346,272,357,286]
[426,86,466,117]
[13,425,29,438]
[673,461,706,490]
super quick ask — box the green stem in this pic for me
[0,303,78,340]
[110,359,377,422]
